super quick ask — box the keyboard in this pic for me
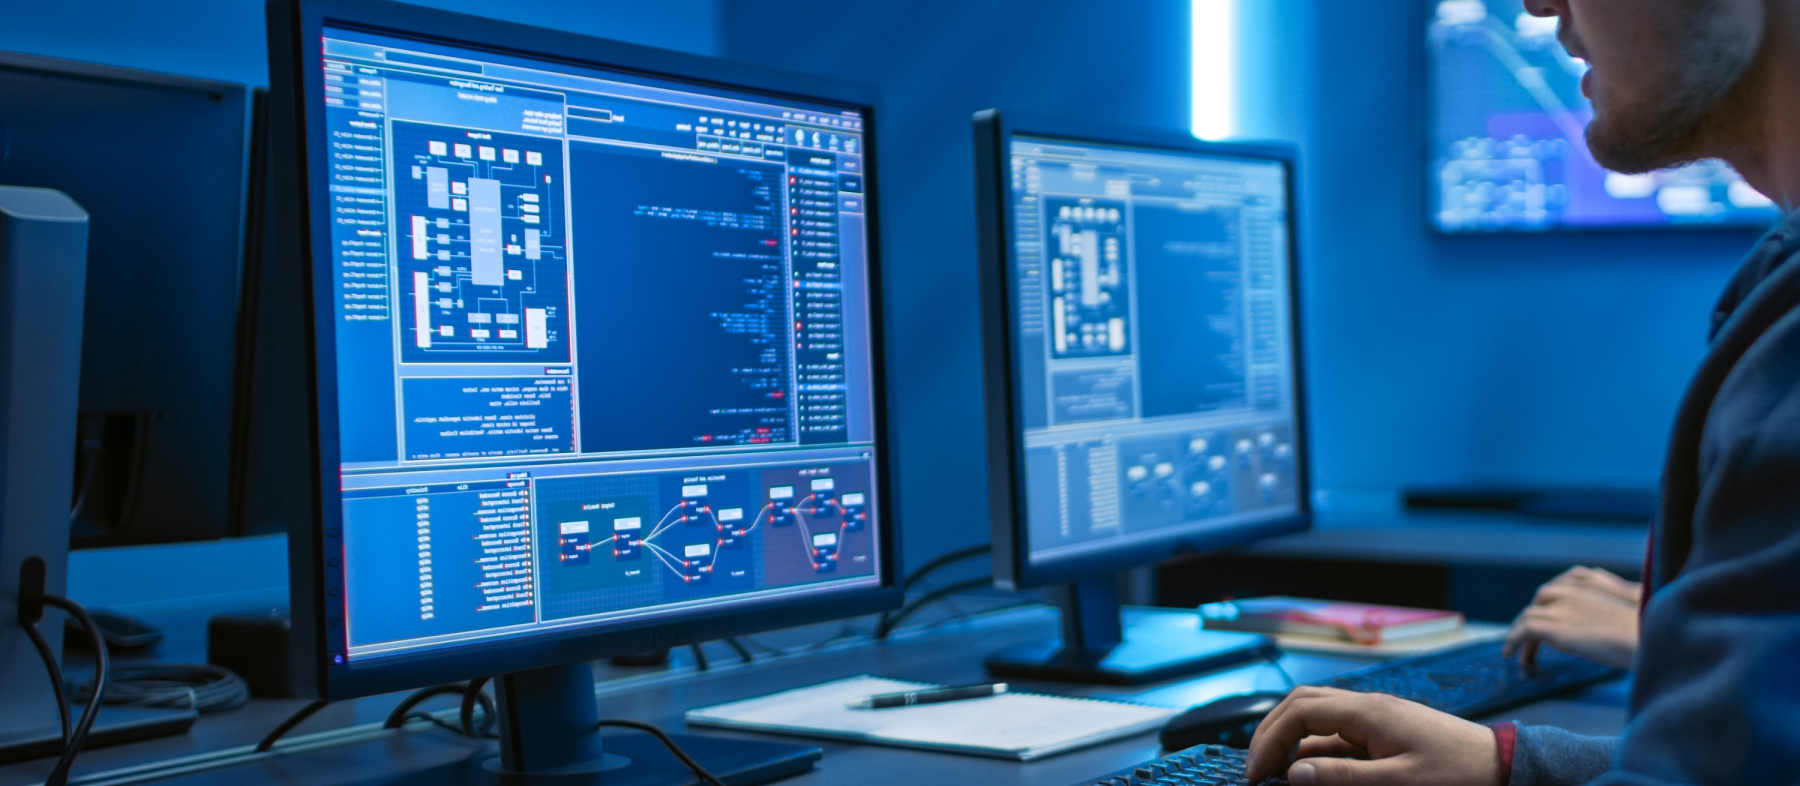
[1071,744,1284,786]
[1327,640,1624,718]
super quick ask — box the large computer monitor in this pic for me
[264,0,897,778]
[1428,0,1780,232]
[0,53,257,548]
[974,110,1309,684]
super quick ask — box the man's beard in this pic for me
[1584,7,1761,174]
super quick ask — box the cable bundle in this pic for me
[73,663,249,713]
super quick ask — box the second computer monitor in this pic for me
[975,112,1308,684]
[979,112,1310,592]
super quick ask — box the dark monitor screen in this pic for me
[1428,0,1780,232]
[979,113,1308,589]
[302,24,889,670]
[0,53,252,548]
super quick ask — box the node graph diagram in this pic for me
[390,120,572,363]
[534,466,874,621]
[563,480,865,581]
[1118,425,1296,532]
[1122,431,1235,522]
[1042,196,1131,359]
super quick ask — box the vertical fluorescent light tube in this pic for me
[1191,0,1236,140]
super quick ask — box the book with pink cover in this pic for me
[1199,596,1464,645]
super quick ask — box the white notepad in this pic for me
[684,674,1179,761]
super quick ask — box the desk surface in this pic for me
[0,605,1629,786]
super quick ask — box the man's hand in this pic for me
[1501,566,1641,669]
[1542,566,1641,604]
[1244,686,1501,786]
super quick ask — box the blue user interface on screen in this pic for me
[1429,0,1780,232]
[314,27,883,663]
[1005,136,1302,568]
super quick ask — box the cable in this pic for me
[74,663,249,713]
[34,594,108,786]
[383,683,470,729]
[256,699,330,753]
[401,711,475,738]
[689,643,709,672]
[872,576,994,640]
[594,720,726,786]
[260,681,496,755]
[460,676,494,739]
[721,637,753,664]
[901,544,992,591]
[22,621,71,744]
[872,544,995,635]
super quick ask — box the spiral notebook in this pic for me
[684,674,1179,761]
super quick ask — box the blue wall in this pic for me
[0,0,720,87]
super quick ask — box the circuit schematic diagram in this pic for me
[1043,196,1131,359]
[390,121,572,363]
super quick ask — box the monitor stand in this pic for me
[418,661,820,785]
[984,576,1276,686]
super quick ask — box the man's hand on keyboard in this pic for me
[1502,566,1640,669]
[1244,686,1500,786]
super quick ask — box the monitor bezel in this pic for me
[973,109,1313,591]
[268,0,902,699]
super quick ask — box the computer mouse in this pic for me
[1158,691,1288,751]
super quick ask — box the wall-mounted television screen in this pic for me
[1428,0,1781,233]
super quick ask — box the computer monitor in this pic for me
[0,53,256,548]
[264,0,897,777]
[1428,0,1780,232]
[974,110,1310,684]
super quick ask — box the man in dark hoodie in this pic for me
[1245,0,1800,784]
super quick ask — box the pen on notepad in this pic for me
[845,683,1008,709]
